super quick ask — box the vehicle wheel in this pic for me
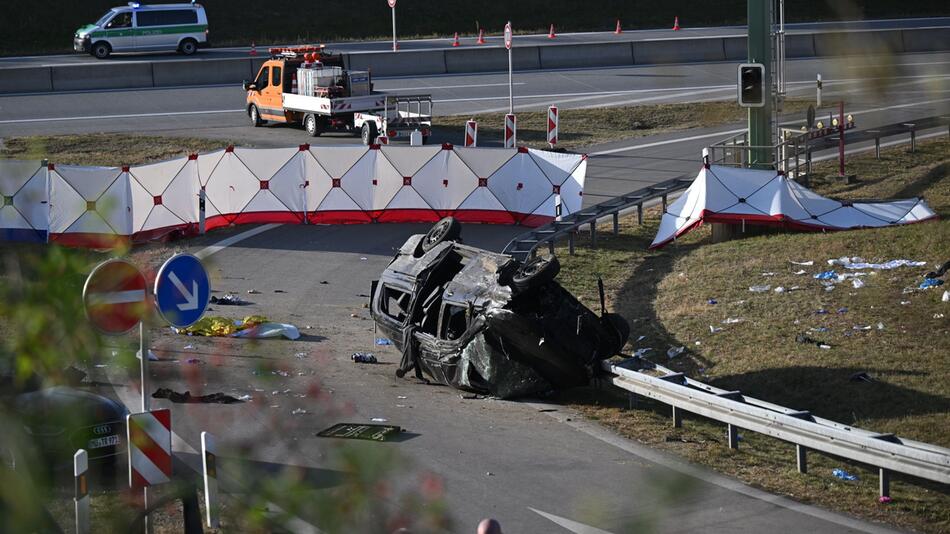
[249,105,264,127]
[510,254,560,291]
[178,38,198,56]
[601,313,630,355]
[421,135,430,145]
[361,122,378,145]
[92,41,111,59]
[304,114,323,137]
[418,216,462,256]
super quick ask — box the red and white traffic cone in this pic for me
[548,24,556,39]
[452,32,460,47]
[672,16,680,31]
[249,41,257,56]
[614,19,623,35]
[477,28,486,44]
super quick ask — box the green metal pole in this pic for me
[748,0,772,168]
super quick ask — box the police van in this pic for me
[74,2,209,59]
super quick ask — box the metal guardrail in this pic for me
[602,357,950,496]
[502,174,694,261]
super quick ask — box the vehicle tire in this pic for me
[249,105,264,127]
[91,41,111,59]
[304,114,323,137]
[601,313,630,355]
[510,254,560,291]
[178,38,198,56]
[361,122,378,145]
[418,216,462,256]
[421,135,430,145]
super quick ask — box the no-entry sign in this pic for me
[83,259,148,335]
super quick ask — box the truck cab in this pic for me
[244,47,343,125]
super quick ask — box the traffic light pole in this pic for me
[748,0,772,168]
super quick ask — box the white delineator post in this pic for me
[389,0,397,51]
[547,105,558,148]
[816,73,822,108]
[505,21,513,114]
[74,449,90,534]
[504,114,517,148]
[464,120,477,147]
[201,432,220,528]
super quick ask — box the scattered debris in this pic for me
[135,349,160,361]
[790,260,814,266]
[317,422,402,441]
[774,286,785,293]
[877,322,885,330]
[184,358,202,364]
[761,272,776,277]
[709,325,723,334]
[707,299,718,305]
[359,257,368,261]
[920,278,944,289]
[927,260,950,279]
[371,417,388,423]
[749,285,771,293]
[351,352,378,364]
[815,309,828,315]
[814,271,837,280]
[152,388,245,404]
[852,325,872,331]
[935,313,946,319]
[831,468,859,481]
[809,327,829,333]
[850,372,874,383]
[827,257,925,270]
[633,348,653,357]
[636,335,647,342]
[183,344,195,350]
[291,408,308,415]
[237,394,253,402]
[460,393,483,399]
[375,338,393,346]
[879,496,893,504]
[796,334,831,349]
[901,300,911,305]
[793,269,807,275]
[320,281,329,285]
[943,291,949,302]
[274,289,286,293]
[837,307,849,314]
[295,352,308,359]
[210,293,249,306]
[667,346,685,359]
[247,289,261,294]
[722,317,744,324]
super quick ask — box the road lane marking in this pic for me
[0,109,243,124]
[530,508,615,534]
[194,223,282,260]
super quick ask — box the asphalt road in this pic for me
[93,222,899,533]
[3,17,947,68]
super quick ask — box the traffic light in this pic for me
[737,63,766,108]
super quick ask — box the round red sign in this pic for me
[388,0,396,8]
[504,22,512,50]
[83,259,148,335]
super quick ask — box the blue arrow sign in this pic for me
[155,253,210,328]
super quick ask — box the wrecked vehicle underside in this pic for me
[370,217,630,399]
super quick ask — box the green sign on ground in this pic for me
[317,423,402,442]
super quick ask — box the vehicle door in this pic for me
[135,9,199,50]
[259,63,285,121]
[414,301,471,386]
[101,10,134,51]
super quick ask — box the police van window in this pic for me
[106,12,132,29]
[255,67,270,89]
[271,67,282,88]
[96,10,116,26]
[137,10,198,27]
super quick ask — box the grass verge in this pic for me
[550,137,950,533]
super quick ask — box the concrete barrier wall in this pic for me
[346,49,446,77]
[813,29,904,56]
[51,62,153,91]
[3,27,949,94]
[901,27,950,53]
[539,42,633,69]
[633,37,727,65]
[152,58,255,87]
[0,67,52,93]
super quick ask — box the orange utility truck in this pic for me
[244,46,432,144]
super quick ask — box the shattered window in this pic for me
[380,286,411,323]
[440,304,467,340]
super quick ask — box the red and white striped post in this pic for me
[74,449,90,534]
[201,432,220,528]
[504,114,516,148]
[547,105,558,148]
[128,409,172,533]
[464,120,477,147]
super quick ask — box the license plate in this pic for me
[88,435,120,449]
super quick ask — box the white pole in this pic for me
[139,321,151,534]
[201,432,220,528]
[507,46,513,115]
[74,450,90,534]
[816,73,822,108]
[391,7,397,52]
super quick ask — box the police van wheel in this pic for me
[179,38,198,56]
[92,42,111,59]
[249,105,264,127]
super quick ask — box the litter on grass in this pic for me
[709,325,723,334]
[723,317,744,324]
[827,257,926,270]
[850,372,874,383]
[667,346,685,359]
[749,285,770,293]
[634,348,653,357]
[943,291,949,302]
[920,278,945,289]
[136,349,160,361]
[852,278,865,289]
[793,270,807,275]
[790,260,814,266]
[832,468,859,481]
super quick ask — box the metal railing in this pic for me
[602,357,950,497]
[502,174,694,261]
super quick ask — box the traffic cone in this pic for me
[672,16,680,30]
[614,19,622,35]
[477,28,486,44]
[548,24,556,39]
[249,41,257,56]
[452,32,460,47]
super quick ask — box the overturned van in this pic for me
[370,218,629,399]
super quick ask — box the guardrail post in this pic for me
[672,406,683,428]
[661,194,668,214]
[796,445,807,474]
[568,232,575,256]
[612,212,619,235]
[727,424,739,450]
[637,203,643,225]
[879,468,890,498]
[627,392,637,410]
[547,240,555,255]
[590,222,597,249]
[875,137,881,159]
[908,125,916,152]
